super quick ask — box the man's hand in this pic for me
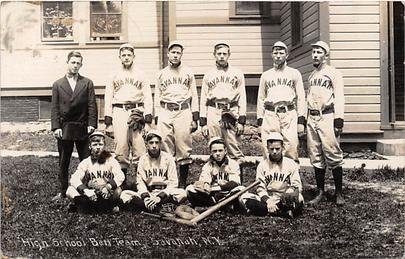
[190,121,198,133]
[144,196,161,211]
[84,189,97,201]
[297,124,306,139]
[201,125,209,138]
[266,200,279,214]
[236,123,244,136]
[53,129,62,139]
[334,127,343,137]
[101,183,113,199]
[87,126,95,134]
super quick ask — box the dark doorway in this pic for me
[389,2,405,122]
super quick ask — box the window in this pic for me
[41,2,73,41]
[90,1,122,41]
[230,1,272,18]
[291,2,303,48]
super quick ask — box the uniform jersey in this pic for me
[257,65,306,119]
[136,151,178,195]
[69,156,125,190]
[255,156,302,200]
[155,64,199,116]
[104,67,153,117]
[200,65,247,118]
[307,64,344,119]
[199,156,241,186]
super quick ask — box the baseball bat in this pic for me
[190,180,261,224]
[141,211,197,227]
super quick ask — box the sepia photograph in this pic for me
[1,0,404,258]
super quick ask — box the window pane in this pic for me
[91,1,121,13]
[236,2,262,15]
[91,14,121,36]
[43,18,73,39]
[291,2,302,47]
[42,2,73,41]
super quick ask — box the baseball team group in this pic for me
[50,39,345,219]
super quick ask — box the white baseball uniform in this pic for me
[186,156,243,206]
[200,65,247,162]
[307,63,344,169]
[239,156,304,214]
[104,67,153,168]
[66,155,125,200]
[120,151,187,205]
[155,63,199,165]
[257,64,306,162]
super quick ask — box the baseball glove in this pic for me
[281,187,299,209]
[127,109,145,131]
[220,111,237,129]
[174,205,200,220]
[88,178,107,194]
[194,181,211,194]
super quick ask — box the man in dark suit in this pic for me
[51,51,98,201]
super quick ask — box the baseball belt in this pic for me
[308,105,334,116]
[160,101,190,111]
[113,103,144,110]
[206,100,238,110]
[264,103,295,113]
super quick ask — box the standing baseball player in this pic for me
[104,43,153,183]
[51,51,97,201]
[306,41,345,206]
[120,130,187,212]
[186,137,244,210]
[200,41,247,168]
[239,132,304,218]
[66,131,125,212]
[155,41,199,188]
[257,41,306,163]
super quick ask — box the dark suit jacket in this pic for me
[51,74,98,141]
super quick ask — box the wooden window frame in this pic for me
[89,1,126,42]
[229,1,273,20]
[290,2,303,50]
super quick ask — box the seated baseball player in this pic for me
[239,132,304,218]
[186,137,244,210]
[120,130,187,212]
[66,131,125,213]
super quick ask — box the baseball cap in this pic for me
[89,131,105,139]
[208,136,226,148]
[145,129,162,142]
[311,41,329,55]
[214,41,230,49]
[272,41,288,51]
[266,132,284,143]
[168,40,184,50]
[119,43,135,53]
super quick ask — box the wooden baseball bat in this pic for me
[190,180,261,224]
[141,211,197,227]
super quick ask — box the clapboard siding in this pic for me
[345,86,380,95]
[175,1,281,75]
[127,2,161,43]
[176,1,228,18]
[280,2,319,88]
[329,1,381,133]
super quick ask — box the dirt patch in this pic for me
[1,156,405,258]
